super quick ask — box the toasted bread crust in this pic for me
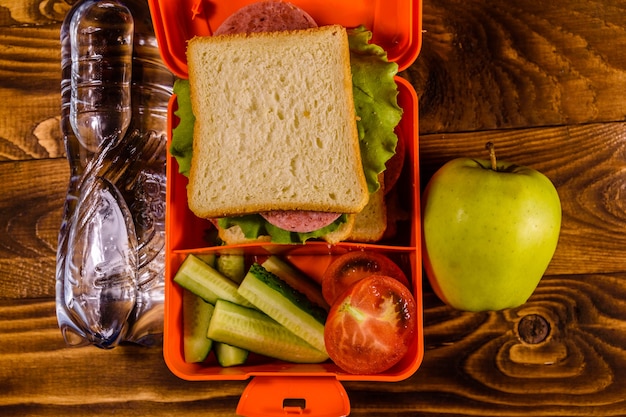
[348,173,388,242]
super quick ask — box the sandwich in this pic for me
[170,1,404,245]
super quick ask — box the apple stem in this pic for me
[486,142,497,171]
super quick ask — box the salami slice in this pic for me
[260,211,342,233]
[214,1,317,35]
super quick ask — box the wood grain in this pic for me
[3,273,626,416]
[407,0,626,133]
[2,120,623,300]
[0,22,64,161]
[0,297,245,415]
[0,0,69,26]
[4,0,626,163]
[345,274,626,416]
[0,158,67,299]
[419,122,626,276]
[1,0,626,415]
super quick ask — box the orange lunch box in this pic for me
[148,0,423,415]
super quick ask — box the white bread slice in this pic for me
[186,25,369,219]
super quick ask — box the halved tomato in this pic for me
[324,275,417,374]
[321,251,409,305]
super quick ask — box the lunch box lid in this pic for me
[148,0,422,78]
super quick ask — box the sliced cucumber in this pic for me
[195,253,216,267]
[174,254,253,308]
[182,289,214,363]
[217,254,246,284]
[214,341,249,367]
[208,300,328,363]
[237,263,328,354]
[261,256,329,311]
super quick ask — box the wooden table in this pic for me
[2,0,626,415]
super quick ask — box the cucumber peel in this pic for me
[195,253,216,267]
[182,289,214,363]
[208,300,328,363]
[261,256,329,311]
[174,254,254,308]
[238,263,328,354]
[217,254,246,284]
[214,342,249,367]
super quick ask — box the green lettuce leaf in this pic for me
[217,214,349,244]
[348,26,403,193]
[170,27,402,242]
[171,78,194,176]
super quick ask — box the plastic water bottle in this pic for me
[56,0,174,349]
[57,0,136,349]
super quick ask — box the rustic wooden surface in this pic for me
[2,0,626,415]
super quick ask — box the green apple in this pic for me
[422,143,561,311]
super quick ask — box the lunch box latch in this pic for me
[236,376,350,417]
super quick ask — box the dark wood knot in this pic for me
[517,314,550,344]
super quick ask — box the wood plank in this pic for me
[1,118,625,297]
[3,270,626,415]
[0,158,67,298]
[0,23,63,161]
[419,122,626,275]
[0,1,69,27]
[346,272,626,415]
[2,0,626,164]
[406,0,626,133]
[0,298,245,416]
